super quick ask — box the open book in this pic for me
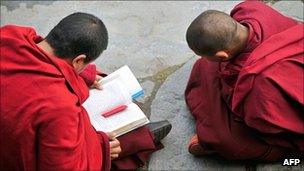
[83,66,149,137]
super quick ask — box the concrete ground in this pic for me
[1,1,303,171]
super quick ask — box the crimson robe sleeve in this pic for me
[185,59,219,120]
[79,64,97,87]
[243,57,304,135]
[79,64,108,87]
[37,100,109,170]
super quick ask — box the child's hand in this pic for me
[107,132,121,160]
[91,75,103,90]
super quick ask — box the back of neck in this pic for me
[36,40,56,57]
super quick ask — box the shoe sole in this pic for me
[152,123,172,143]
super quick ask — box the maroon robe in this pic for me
[185,1,303,161]
[79,64,163,170]
[0,25,111,170]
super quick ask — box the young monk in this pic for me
[0,12,171,170]
[185,1,303,161]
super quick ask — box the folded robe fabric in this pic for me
[79,63,163,170]
[0,25,111,170]
[185,1,304,161]
[79,64,97,87]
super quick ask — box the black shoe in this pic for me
[147,120,172,143]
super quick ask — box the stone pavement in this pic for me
[1,1,303,171]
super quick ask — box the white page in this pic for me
[106,103,147,129]
[83,77,132,117]
[90,114,115,132]
[100,66,143,99]
[106,103,150,136]
[86,103,149,136]
[86,103,149,134]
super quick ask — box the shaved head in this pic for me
[186,10,238,56]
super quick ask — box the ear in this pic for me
[214,51,230,61]
[72,54,87,73]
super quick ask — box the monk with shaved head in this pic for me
[185,1,303,161]
[0,12,171,170]
[186,10,248,61]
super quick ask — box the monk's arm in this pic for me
[79,63,97,87]
[243,59,304,135]
[79,63,107,89]
[37,103,108,170]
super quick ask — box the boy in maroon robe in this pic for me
[185,1,303,161]
[0,12,171,170]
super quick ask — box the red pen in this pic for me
[101,105,128,118]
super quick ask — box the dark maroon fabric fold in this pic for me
[112,126,163,170]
